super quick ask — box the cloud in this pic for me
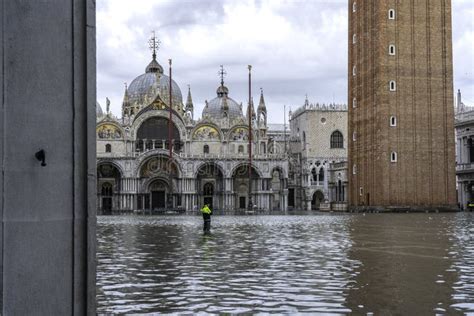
[97,0,474,122]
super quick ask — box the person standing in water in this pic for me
[201,204,212,232]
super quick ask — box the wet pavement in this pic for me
[96,213,474,314]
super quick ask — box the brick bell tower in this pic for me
[348,0,457,211]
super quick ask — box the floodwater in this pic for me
[96,213,474,314]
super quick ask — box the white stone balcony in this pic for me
[456,163,474,174]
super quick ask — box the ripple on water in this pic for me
[96,213,474,314]
[96,215,359,314]
[448,213,474,313]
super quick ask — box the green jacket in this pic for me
[201,205,212,214]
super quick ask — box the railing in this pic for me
[179,153,288,160]
[310,181,324,187]
[330,162,347,169]
[456,163,474,172]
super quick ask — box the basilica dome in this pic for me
[202,84,243,120]
[127,58,183,107]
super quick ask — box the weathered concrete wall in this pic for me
[0,0,96,314]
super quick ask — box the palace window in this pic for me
[319,168,325,182]
[203,144,209,154]
[389,44,396,55]
[359,187,363,196]
[238,145,244,154]
[391,151,398,162]
[105,144,111,153]
[390,116,397,127]
[388,9,396,20]
[330,131,344,149]
[389,80,397,91]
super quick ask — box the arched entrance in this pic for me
[136,116,182,153]
[139,155,181,209]
[203,183,214,208]
[232,164,260,209]
[101,182,113,214]
[149,179,169,210]
[312,191,325,210]
[97,163,122,214]
[196,163,224,210]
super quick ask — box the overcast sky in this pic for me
[97,0,474,124]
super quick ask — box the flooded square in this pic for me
[96,213,474,314]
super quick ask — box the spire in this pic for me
[186,85,194,109]
[304,94,309,107]
[146,31,163,74]
[258,87,267,113]
[247,97,256,119]
[122,82,130,109]
[106,97,110,114]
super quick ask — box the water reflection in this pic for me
[96,213,474,314]
[345,214,460,314]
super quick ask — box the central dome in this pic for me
[127,58,183,107]
[202,84,243,120]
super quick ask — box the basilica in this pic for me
[96,44,348,214]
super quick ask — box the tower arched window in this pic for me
[105,144,111,153]
[330,131,344,149]
[203,144,209,154]
[353,34,357,44]
[389,44,396,55]
[388,9,396,20]
[391,151,398,162]
[389,80,397,91]
[353,97,357,108]
[390,116,397,127]
[353,65,357,76]
[352,2,356,12]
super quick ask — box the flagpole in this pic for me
[168,59,173,209]
[248,65,253,211]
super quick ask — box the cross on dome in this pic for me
[218,65,227,86]
[148,31,161,60]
